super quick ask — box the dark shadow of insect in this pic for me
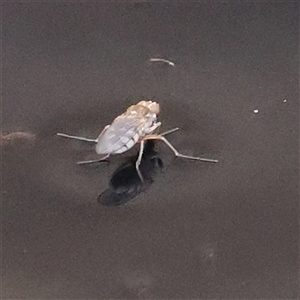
[98,140,163,206]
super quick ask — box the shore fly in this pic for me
[57,100,218,181]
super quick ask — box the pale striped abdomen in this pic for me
[95,115,147,155]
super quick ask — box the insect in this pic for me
[57,100,218,181]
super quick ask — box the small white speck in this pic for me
[283,99,287,103]
[253,109,259,114]
[150,58,175,67]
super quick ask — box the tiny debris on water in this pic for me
[253,109,259,114]
[283,99,287,103]
[150,58,175,67]
[1,131,36,146]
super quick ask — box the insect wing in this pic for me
[96,115,143,155]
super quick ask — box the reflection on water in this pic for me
[98,141,163,206]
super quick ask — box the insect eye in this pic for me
[149,102,160,114]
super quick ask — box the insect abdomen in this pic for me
[114,131,140,154]
[95,117,142,155]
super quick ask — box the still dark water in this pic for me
[2,2,299,299]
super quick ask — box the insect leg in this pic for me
[143,134,219,163]
[144,122,161,135]
[56,133,97,143]
[160,127,179,136]
[77,154,110,165]
[160,136,219,162]
[135,140,145,182]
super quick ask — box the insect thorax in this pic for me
[125,104,150,117]
[125,101,160,117]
